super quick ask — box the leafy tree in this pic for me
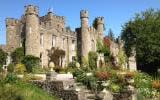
[88,51,98,70]
[0,48,7,67]
[48,47,65,67]
[108,28,115,41]
[11,47,25,64]
[21,55,40,73]
[121,9,160,74]
[96,38,110,63]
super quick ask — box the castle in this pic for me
[0,5,137,70]
[0,5,104,67]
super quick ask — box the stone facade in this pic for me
[1,5,104,67]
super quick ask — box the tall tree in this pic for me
[121,9,160,74]
[108,28,114,41]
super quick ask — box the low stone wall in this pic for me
[31,80,136,100]
[31,80,80,100]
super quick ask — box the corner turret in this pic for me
[25,5,40,57]
[96,17,104,39]
[80,10,90,63]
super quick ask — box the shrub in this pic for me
[110,83,121,93]
[0,49,7,66]
[68,62,76,68]
[5,73,18,83]
[95,71,110,81]
[22,55,40,73]
[22,74,43,82]
[7,63,14,73]
[53,66,63,73]
[15,63,26,74]
[134,72,153,97]
[88,51,98,70]
[11,47,24,64]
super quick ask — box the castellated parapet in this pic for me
[1,5,105,67]
[80,10,89,18]
[6,18,20,26]
[25,5,39,16]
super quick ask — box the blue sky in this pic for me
[0,0,160,44]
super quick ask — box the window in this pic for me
[72,40,75,51]
[40,53,42,63]
[40,33,43,47]
[62,38,65,49]
[72,56,76,62]
[91,40,95,51]
[52,35,56,47]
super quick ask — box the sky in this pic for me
[0,0,160,44]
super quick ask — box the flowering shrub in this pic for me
[95,71,110,81]
[125,71,135,78]
[152,80,160,90]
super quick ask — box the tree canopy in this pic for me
[121,9,160,74]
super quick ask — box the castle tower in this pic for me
[6,18,20,51]
[96,17,104,39]
[25,5,40,57]
[80,10,90,60]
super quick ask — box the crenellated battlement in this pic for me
[88,26,96,32]
[6,18,19,26]
[25,5,39,15]
[80,10,89,18]
[96,17,104,24]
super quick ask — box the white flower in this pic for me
[86,73,92,76]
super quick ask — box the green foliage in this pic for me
[88,51,98,70]
[11,47,25,64]
[0,80,56,100]
[22,55,40,73]
[5,73,18,83]
[134,72,153,97]
[97,38,110,55]
[96,38,104,53]
[7,63,14,73]
[117,49,127,69]
[0,48,7,66]
[15,63,26,74]
[110,83,121,93]
[68,62,76,68]
[121,9,160,73]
